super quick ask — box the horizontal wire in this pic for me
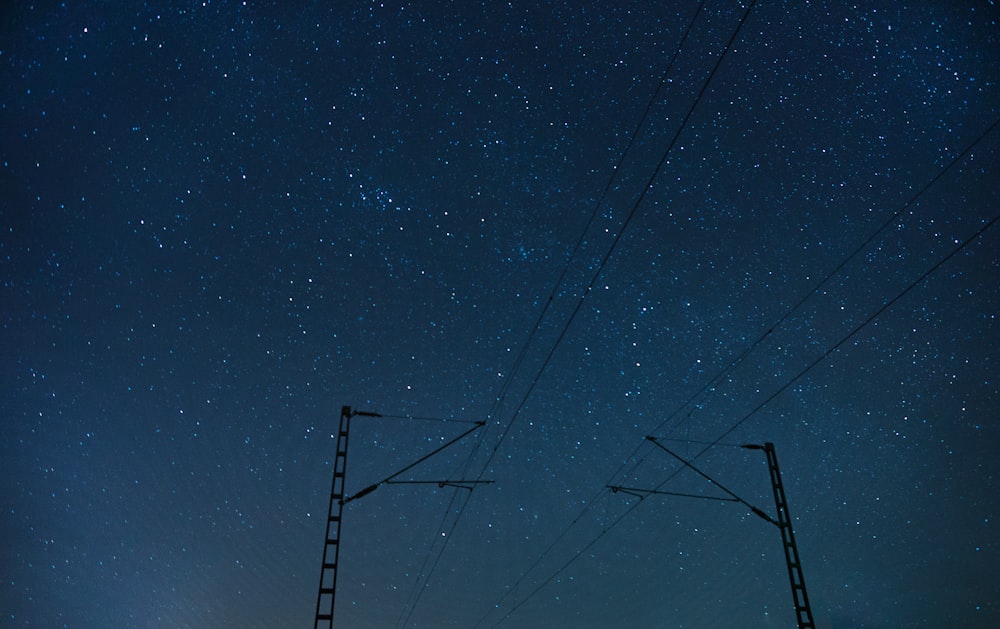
[376,413,483,424]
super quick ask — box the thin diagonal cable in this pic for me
[637,114,1000,446]
[705,211,999,448]
[480,27,1000,629]
[472,1,762,624]
[394,3,714,626]
[501,125,1000,622]
[597,113,1000,492]
[475,0,747,482]
[619,113,1000,478]
[469,479,612,629]
[641,114,1000,447]
[394,431,482,627]
[394,485,469,629]
[474,0,711,475]
[641,210,1000,497]
[486,497,643,628]
[489,210,999,629]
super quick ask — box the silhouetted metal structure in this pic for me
[742,442,815,629]
[314,406,378,629]
[610,437,816,629]
[313,405,486,628]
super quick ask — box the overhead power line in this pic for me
[394,2,999,625]
[483,150,999,628]
[474,0,763,625]
[707,210,999,448]
[393,2,717,625]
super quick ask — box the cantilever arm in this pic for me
[386,479,495,491]
[609,484,740,503]
[342,421,485,504]
[645,436,778,527]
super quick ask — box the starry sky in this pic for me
[2,1,999,628]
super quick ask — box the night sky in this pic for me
[3,2,999,628]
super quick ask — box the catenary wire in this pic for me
[474,0,751,487]
[469,0,763,624]
[590,110,1000,506]
[483,134,999,627]
[488,209,999,629]
[397,6,998,627]
[392,2,715,625]
[615,112,1000,485]
[701,210,999,449]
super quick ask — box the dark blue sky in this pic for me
[3,2,998,627]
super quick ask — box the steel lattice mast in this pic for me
[743,442,815,629]
[313,406,486,628]
[314,406,378,629]
[610,437,817,629]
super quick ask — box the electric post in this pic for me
[313,406,487,628]
[315,406,379,628]
[741,442,815,629]
[609,437,816,629]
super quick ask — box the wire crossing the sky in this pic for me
[377,413,484,424]
[475,0,752,487]
[392,1,715,625]
[708,210,999,447]
[391,3,999,626]
[473,0,713,482]
[470,0,763,624]
[608,112,1000,486]
[479,138,999,627]
[484,208,999,628]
